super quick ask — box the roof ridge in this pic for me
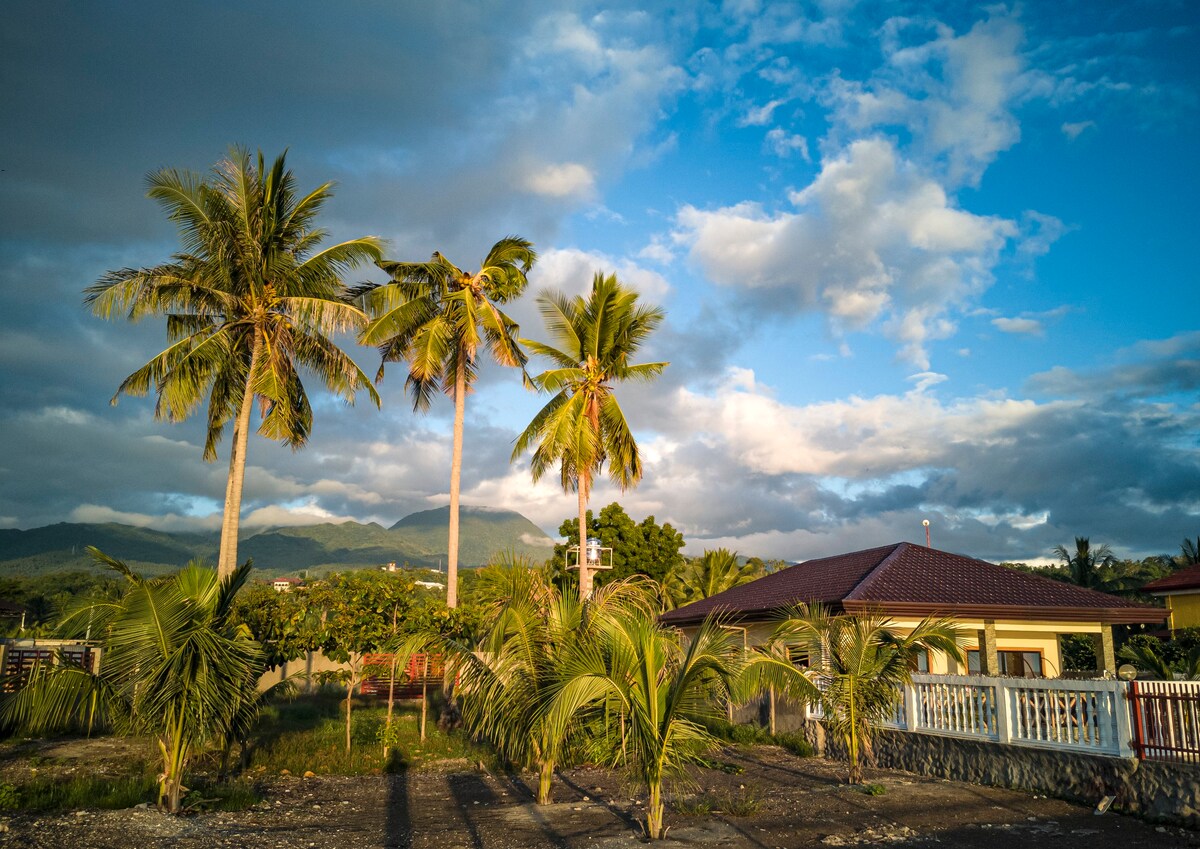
[844,541,907,601]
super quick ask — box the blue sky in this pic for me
[1,0,1197,564]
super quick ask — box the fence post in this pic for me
[1113,679,1136,759]
[904,681,920,731]
[994,677,1013,744]
[1127,679,1145,760]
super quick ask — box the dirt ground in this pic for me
[1,745,1196,849]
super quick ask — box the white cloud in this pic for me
[992,316,1044,336]
[523,162,596,199]
[738,98,787,127]
[1061,120,1096,140]
[672,367,1047,478]
[673,138,1016,367]
[825,14,1026,186]
[764,127,811,159]
[532,247,672,302]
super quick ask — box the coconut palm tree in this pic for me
[513,273,667,601]
[358,238,536,608]
[0,549,264,812]
[85,148,382,578]
[1053,537,1121,592]
[545,609,744,839]
[1180,537,1200,567]
[750,605,963,784]
[663,548,763,610]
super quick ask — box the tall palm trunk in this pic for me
[217,337,262,579]
[446,355,466,608]
[577,476,591,601]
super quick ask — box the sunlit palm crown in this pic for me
[358,237,535,410]
[84,147,382,459]
[513,272,667,493]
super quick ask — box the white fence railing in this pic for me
[801,674,1200,762]
[808,674,1136,758]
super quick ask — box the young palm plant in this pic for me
[85,148,382,578]
[450,567,653,804]
[513,272,667,601]
[357,238,536,607]
[0,549,265,812]
[751,604,963,784]
[545,611,745,839]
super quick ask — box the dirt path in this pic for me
[2,748,1195,848]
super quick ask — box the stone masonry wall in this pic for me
[734,695,1198,827]
[867,727,1199,827]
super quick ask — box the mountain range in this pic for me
[0,506,556,578]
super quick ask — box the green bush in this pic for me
[774,731,814,758]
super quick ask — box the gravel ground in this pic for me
[1,747,1196,848]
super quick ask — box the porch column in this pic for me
[976,620,1000,676]
[1093,625,1116,676]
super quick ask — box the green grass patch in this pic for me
[246,690,487,776]
[701,719,814,757]
[861,783,886,796]
[183,778,263,812]
[2,773,157,811]
[672,787,762,817]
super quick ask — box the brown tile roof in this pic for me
[660,542,1167,626]
[1143,564,1200,593]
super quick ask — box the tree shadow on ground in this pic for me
[384,770,412,849]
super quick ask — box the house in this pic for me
[1143,565,1200,631]
[660,542,1168,677]
[272,577,304,592]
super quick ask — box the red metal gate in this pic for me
[1129,679,1200,763]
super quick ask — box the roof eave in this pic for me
[840,599,1168,625]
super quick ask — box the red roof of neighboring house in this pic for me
[1143,564,1200,594]
[659,542,1167,627]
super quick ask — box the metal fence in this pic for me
[1130,679,1200,764]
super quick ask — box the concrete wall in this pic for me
[735,694,1197,827]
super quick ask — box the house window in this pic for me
[966,649,1043,677]
[908,649,930,673]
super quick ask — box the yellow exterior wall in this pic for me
[1163,592,1200,630]
[686,616,1109,678]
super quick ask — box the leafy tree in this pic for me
[750,605,963,784]
[513,273,667,600]
[85,148,382,578]
[545,608,744,839]
[304,571,423,752]
[550,503,685,589]
[358,238,536,608]
[0,549,264,812]
[1180,537,1200,567]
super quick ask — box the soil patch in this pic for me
[2,746,1196,848]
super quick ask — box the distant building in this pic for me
[661,542,1167,677]
[272,577,304,592]
[1143,565,1200,631]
